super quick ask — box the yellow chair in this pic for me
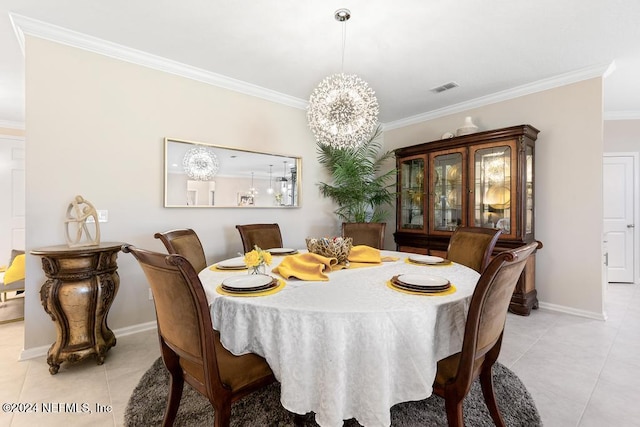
[123,244,276,427]
[154,228,207,273]
[433,240,542,426]
[1,250,25,303]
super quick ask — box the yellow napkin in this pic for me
[272,253,338,281]
[348,245,381,264]
[4,254,25,285]
[347,245,399,267]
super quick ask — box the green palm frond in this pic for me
[316,125,396,223]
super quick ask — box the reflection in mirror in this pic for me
[164,138,301,208]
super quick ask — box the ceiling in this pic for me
[1,0,640,129]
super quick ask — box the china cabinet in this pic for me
[394,124,541,315]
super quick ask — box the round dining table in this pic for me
[199,250,480,427]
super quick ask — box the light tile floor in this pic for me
[0,283,638,426]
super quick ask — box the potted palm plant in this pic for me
[316,125,396,223]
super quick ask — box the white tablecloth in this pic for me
[199,250,480,427]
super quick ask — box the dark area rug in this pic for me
[125,357,541,426]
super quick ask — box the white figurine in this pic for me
[64,195,100,247]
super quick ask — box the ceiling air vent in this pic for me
[430,81,459,93]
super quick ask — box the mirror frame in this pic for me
[164,137,301,208]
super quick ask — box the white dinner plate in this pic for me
[409,255,445,264]
[267,247,297,254]
[222,274,272,290]
[216,257,247,269]
[396,274,449,288]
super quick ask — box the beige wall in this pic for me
[604,119,640,152]
[24,36,338,351]
[385,78,605,317]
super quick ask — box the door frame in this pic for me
[603,152,640,284]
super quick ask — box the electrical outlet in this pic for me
[86,210,108,223]
[148,288,153,301]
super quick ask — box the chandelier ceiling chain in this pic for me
[307,8,379,150]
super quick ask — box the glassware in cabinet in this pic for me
[398,155,426,230]
[471,143,514,236]
[429,149,466,233]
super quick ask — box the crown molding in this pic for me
[10,13,623,129]
[604,111,640,121]
[384,62,613,130]
[9,13,308,111]
[0,119,25,130]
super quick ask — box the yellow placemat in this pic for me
[404,258,453,267]
[386,280,457,296]
[209,265,248,272]
[216,279,285,297]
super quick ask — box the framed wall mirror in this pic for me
[164,138,301,208]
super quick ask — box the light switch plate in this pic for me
[86,210,108,223]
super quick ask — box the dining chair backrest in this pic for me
[341,222,386,249]
[446,226,502,273]
[433,240,542,426]
[235,223,283,253]
[122,244,275,427]
[154,228,207,273]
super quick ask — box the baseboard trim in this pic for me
[537,302,607,321]
[19,321,157,361]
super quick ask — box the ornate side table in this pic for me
[31,242,123,374]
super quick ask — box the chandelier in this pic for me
[183,146,219,181]
[267,164,274,194]
[247,172,259,197]
[307,8,379,149]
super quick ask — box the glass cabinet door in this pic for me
[430,150,465,233]
[470,143,515,236]
[398,155,426,231]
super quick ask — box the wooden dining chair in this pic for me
[446,227,502,273]
[154,228,207,273]
[341,222,386,249]
[122,244,276,427]
[235,223,283,253]
[433,240,541,427]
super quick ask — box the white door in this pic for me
[0,135,26,260]
[603,155,636,283]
